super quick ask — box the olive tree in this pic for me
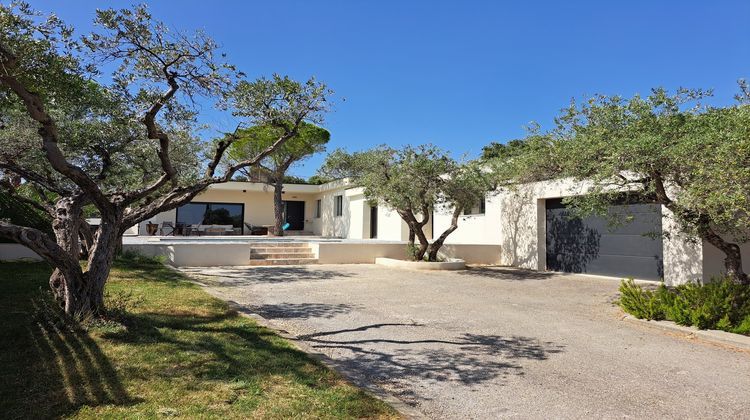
[228,122,330,235]
[321,145,491,261]
[499,86,750,284]
[0,3,331,318]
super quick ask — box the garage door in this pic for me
[545,198,664,280]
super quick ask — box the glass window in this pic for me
[176,202,244,231]
[334,195,343,216]
[315,199,321,218]
[464,197,486,215]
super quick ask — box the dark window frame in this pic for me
[315,199,322,218]
[334,195,343,217]
[175,201,245,234]
[463,197,486,215]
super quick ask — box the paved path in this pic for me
[182,265,750,419]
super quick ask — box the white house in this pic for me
[132,179,421,241]
[432,178,750,285]
[3,177,746,285]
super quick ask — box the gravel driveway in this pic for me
[182,264,750,419]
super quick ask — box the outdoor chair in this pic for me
[160,221,176,236]
[182,224,196,236]
[244,222,269,236]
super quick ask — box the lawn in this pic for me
[0,258,398,419]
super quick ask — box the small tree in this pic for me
[428,162,493,261]
[228,122,330,235]
[321,145,492,261]
[499,86,750,284]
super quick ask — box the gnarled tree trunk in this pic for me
[49,196,85,305]
[272,178,284,236]
[700,225,748,285]
[397,208,430,260]
[427,207,462,262]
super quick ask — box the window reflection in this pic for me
[176,202,244,232]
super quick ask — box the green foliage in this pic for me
[619,278,750,335]
[321,144,493,260]
[618,279,665,320]
[481,138,529,160]
[406,242,421,261]
[306,174,332,185]
[491,86,750,279]
[0,191,53,243]
[228,122,330,182]
[321,144,453,212]
[666,279,750,330]
[282,175,307,184]
[115,249,166,265]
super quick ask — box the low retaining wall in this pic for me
[437,244,503,265]
[0,243,42,262]
[375,257,466,270]
[123,243,255,267]
[123,241,503,267]
[313,242,409,264]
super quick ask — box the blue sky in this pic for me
[33,1,750,177]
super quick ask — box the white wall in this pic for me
[314,185,352,238]
[432,193,503,245]
[136,187,319,235]
[433,178,711,285]
[0,243,43,261]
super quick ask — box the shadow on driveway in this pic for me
[291,322,565,406]
[244,302,362,319]
[181,266,353,286]
[459,266,559,281]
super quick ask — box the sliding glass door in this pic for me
[176,202,244,233]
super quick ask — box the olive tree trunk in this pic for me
[397,208,430,261]
[701,225,748,285]
[272,178,285,236]
[427,207,462,262]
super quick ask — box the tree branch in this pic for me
[0,42,110,210]
[0,220,81,273]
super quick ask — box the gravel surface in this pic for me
[182,264,750,419]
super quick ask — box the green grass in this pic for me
[0,260,399,419]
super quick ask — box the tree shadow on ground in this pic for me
[101,309,355,393]
[179,266,354,286]
[459,266,558,281]
[1,293,138,419]
[293,323,565,406]
[240,302,362,319]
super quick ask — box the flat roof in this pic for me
[207,179,352,194]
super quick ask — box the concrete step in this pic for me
[249,252,316,259]
[249,247,313,254]
[247,258,319,266]
[247,242,310,248]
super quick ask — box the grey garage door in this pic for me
[545,198,664,280]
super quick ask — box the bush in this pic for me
[116,249,166,265]
[406,243,421,261]
[618,279,665,320]
[618,278,750,335]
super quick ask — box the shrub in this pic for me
[619,277,750,335]
[406,243,421,261]
[116,249,166,265]
[618,279,664,320]
[733,315,750,335]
